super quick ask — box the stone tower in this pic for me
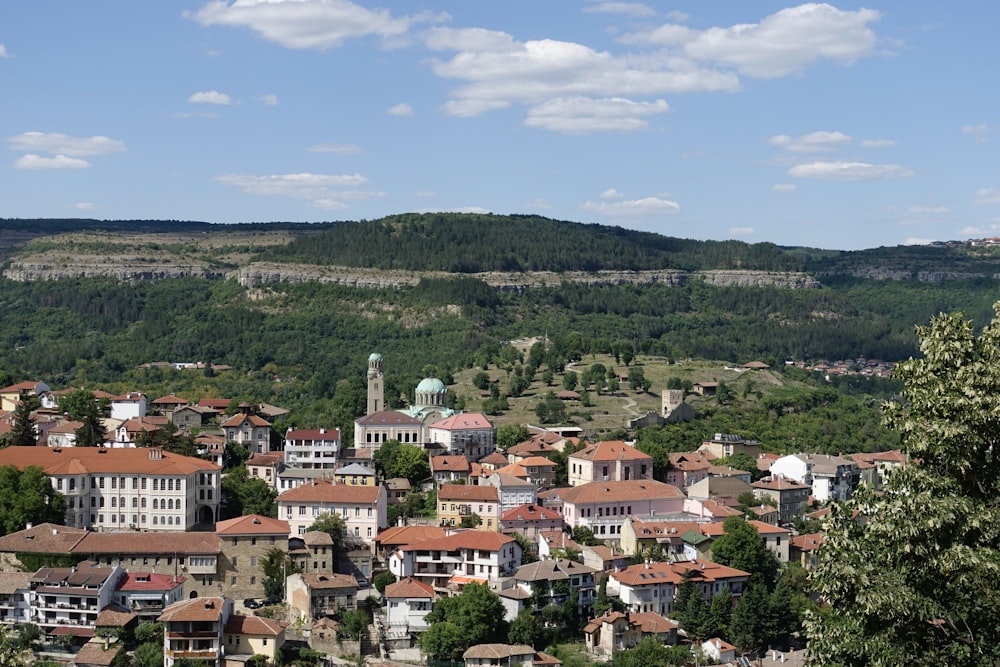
[367,352,384,415]
[662,389,684,416]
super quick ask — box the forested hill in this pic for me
[254,213,806,273]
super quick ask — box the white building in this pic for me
[568,441,653,487]
[0,446,221,531]
[30,561,125,633]
[221,411,273,455]
[559,480,686,539]
[276,479,386,547]
[388,531,521,592]
[109,392,147,421]
[284,428,340,469]
[385,576,435,632]
[354,411,425,450]
[428,412,495,460]
[770,453,861,503]
[608,560,750,616]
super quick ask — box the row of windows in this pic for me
[84,513,183,526]
[288,506,373,518]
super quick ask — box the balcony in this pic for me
[167,631,219,639]
[166,650,220,660]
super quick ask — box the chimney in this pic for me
[25,523,32,530]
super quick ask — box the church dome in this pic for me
[368,352,383,362]
[416,377,447,394]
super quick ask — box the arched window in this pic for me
[153,499,158,510]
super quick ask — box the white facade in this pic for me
[770,454,860,503]
[427,413,496,460]
[388,532,521,590]
[385,578,435,632]
[277,480,387,546]
[110,392,147,421]
[284,428,340,469]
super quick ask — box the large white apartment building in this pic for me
[284,428,340,469]
[0,446,221,531]
[276,479,386,547]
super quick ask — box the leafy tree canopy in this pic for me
[710,516,779,590]
[0,466,66,535]
[420,583,509,660]
[806,305,1000,666]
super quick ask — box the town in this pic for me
[0,351,904,667]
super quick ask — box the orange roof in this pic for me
[789,532,825,551]
[699,519,791,537]
[72,531,219,555]
[158,597,227,622]
[356,410,423,426]
[752,475,810,491]
[429,412,493,430]
[481,452,509,466]
[613,560,750,587]
[431,455,470,473]
[285,428,340,441]
[0,446,219,476]
[221,413,270,428]
[0,381,43,393]
[152,394,188,405]
[570,441,652,463]
[560,480,683,504]
[375,525,447,547]
[384,576,434,599]
[631,611,677,634]
[438,484,498,502]
[225,614,285,636]
[501,503,562,522]
[399,530,514,554]
[276,478,381,503]
[216,514,290,536]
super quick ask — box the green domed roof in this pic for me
[368,352,383,362]
[416,377,447,394]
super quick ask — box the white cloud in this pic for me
[729,227,754,237]
[415,190,436,198]
[309,198,349,210]
[525,96,668,133]
[75,202,97,210]
[387,102,414,116]
[962,123,990,141]
[527,197,551,209]
[258,94,279,106]
[627,3,882,78]
[7,131,126,157]
[214,172,368,201]
[583,2,656,18]
[600,188,624,199]
[0,44,8,58]
[907,205,949,215]
[306,143,361,155]
[583,196,680,216]
[189,90,233,105]
[769,130,851,153]
[961,224,1000,236]
[187,0,443,49]
[771,183,796,192]
[903,237,936,246]
[975,188,1000,204]
[420,206,493,214]
[15,154,90,169]
[788,160,913,181]
[427,28,739,127]
[861,138,895,147]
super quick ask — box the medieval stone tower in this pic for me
[366,352,384,415]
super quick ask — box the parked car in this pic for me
[263,595,282,606]
[243,598,261,609]
[356,576,368,588]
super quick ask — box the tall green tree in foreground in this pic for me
[806,305,1000,666]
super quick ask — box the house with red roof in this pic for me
[500,503,564,538]
[277,478,386,547]
[0,380,51,411]
[114,571,186,618]
[109,392,147,421]
[698,519,792,563]
[430,455,471,486]
[608,560,751,616]
[216,515,290,600]
[388,530,521,593]
[283,427,341,469]
[789,532,825,570]
[428,412,495,460]
[221,409,273,455]
[752,475,811,523]
[385,576,435,635]
[494,456,557,489]
[568,441,653,487]
[438,484,500,530]
[559,480,686,539]
[224,614,287,664]
[665,451,715,489]
[158,596,233,667]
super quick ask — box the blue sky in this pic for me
[2,1,998,250]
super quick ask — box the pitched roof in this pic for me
[398,530,515,553]
[375,525,447,547]
[384,576,434,599]
[627,518,703,540]
[429,412,493,430]
[513,558,596,583]
[216,514,290,536]
[72,531,219,556]
[668,451,714,471]
[612,560,750,587]
[152,394,189,406]
[438,484,498,502]
[0,446,220,476]
[570,441,652,463]
[158,597,227,622]
[430,455,469,473]
[631,611,677,634]
[276,478,382,503]
[501,503,562,522]
[335,463,376,476]
[221,413,271,428]
[117,572,185,591]
[301,572,358,590]
[0,571,33,594]
[73,642,122,667]
[0,523,88,554]
[752,475,810,491]
[356,410,423,427]
[481,452,510,466]
[463,644,535,660]
[789,532,825,551]
[699,519,791,537]
[560,480,683,504]
[225,614,285,636]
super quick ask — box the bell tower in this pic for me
[366,353,384,415]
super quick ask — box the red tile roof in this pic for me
[225,614,285,636]
[560,480,683,504]
[399,530,515,553]
[430,455,470,473]
[438,484,498,502]
[429,412,493,430]
[158,597,227,622]
[570,441,652,463]
[612,560,750,587]
[216,514,290,536]
[117,572,185,591]
[0,446,219,476]
[276,478,381,503]
[375,525,447,547]
[699,519,791,537]
[221,413,271,428]
[72,531,219,556]
[356,411,423,427]
[501,503,562,522]
[384,576,434,599]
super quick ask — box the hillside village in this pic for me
[0,351,906,667]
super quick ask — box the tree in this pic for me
[260,547,300,598]
[0,624,31,667]
[220,466,276,519]
[729,579,772,658]
[562,371,578,391]
[0,465,66,535]
[497,424,529,451]
[60,389,107,447]
[708,586,733,641]
[806,305,1000,666]
[133,641,164,667]
[710,516,779,590]
[472,371,491,390]
[460,513,482,529]
[305,512,346,554]
[571,526,599,546]
[372,571,395,595]
[614,636,670,667]
[421,583,509,660]
[508,609,544,648]
[8,398,39,447]
[386,444,430,484]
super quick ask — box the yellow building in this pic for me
[438,484,501,531]
[334,463,377,486]
[224,615,286,662]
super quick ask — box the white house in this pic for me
[385,576,435,632]
[109,392,147,421]
[770,453,861,503]
[428,412,496,460]
[284,428,340,469]
[568,441,653,487]
[388,531,521,592]
[559,480,686,539]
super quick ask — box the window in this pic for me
[132,498,138,508]
[141,478,147,490]
[56,479,63,490]
[111,477,116,489]
[251,537,257,546]
[99,477,105,489]
[111,497,117,508]
[231,577,236,585]
[232,537,238,546]
[250,556,257,567]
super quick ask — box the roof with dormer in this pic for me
[158,597,227,623]
[216,514,290,536]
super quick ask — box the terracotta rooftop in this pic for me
[0,523,88,554]
[430,455,470,473]
[285,428,340,440]
[73,642,122,666]
[375,525,447,547]
[480,452,510,466]
[463,644,535,660]
[277,478,382,503]
[221,413,271,428]
[356,410,423,427]
[384,576,434,599]
[0,446,219,476]
[158,597,227,623]
[560,480,683,504]
[429,412,492,430]
[225,614,286,636]
[95,606,138,627]
[301,573,358,590]
[438,484,498,502]
[501,503,562,522]
[612,560,750,587]
[699,519,791,537]
[399,530,514,554]
[117,572,185,591]
[216,514,290,536]
[72,530,219,556]
[790,533,825,551]
[752,475,810,491]
[631,611,678,634]
[570,441,652,463]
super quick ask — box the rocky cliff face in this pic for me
[3,258,823,289]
